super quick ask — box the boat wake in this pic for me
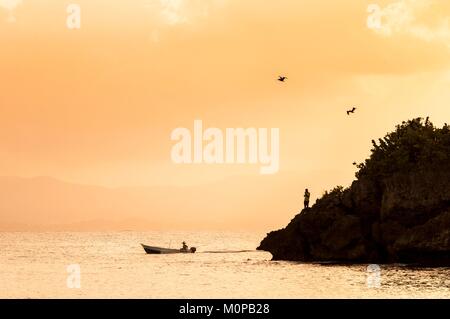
[200,250,258,254]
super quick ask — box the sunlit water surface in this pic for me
[0,232,449,298]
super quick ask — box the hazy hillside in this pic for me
[0,173,332,231]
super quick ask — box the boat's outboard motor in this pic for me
[190,247,196,253]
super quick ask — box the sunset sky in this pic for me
[0,0,449,230]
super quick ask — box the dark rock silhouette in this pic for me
[258,118,450,265]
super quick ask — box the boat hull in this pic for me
[141,244,195,254]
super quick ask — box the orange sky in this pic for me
[0,0,449,230]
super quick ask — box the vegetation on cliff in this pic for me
[356,117,450,180]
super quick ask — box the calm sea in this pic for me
[0,232,449,298]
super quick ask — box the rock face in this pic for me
[258,119,450,265]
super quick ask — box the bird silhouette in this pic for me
[278,76,287,82]
[347,107,357,115]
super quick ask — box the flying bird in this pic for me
[347,107,357,115]
[278,76,287,82]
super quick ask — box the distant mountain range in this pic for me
[0,173,322,231]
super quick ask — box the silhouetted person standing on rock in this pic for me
[304,189,310,209]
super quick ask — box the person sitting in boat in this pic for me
[181,241,188,252]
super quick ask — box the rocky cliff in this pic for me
[258,118,450,265]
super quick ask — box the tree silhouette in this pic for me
[355,118,450,180]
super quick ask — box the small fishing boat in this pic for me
[141,244,196,254]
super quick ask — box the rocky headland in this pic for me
[258,118,450,265]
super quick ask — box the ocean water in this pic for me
[0,231,449,298]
